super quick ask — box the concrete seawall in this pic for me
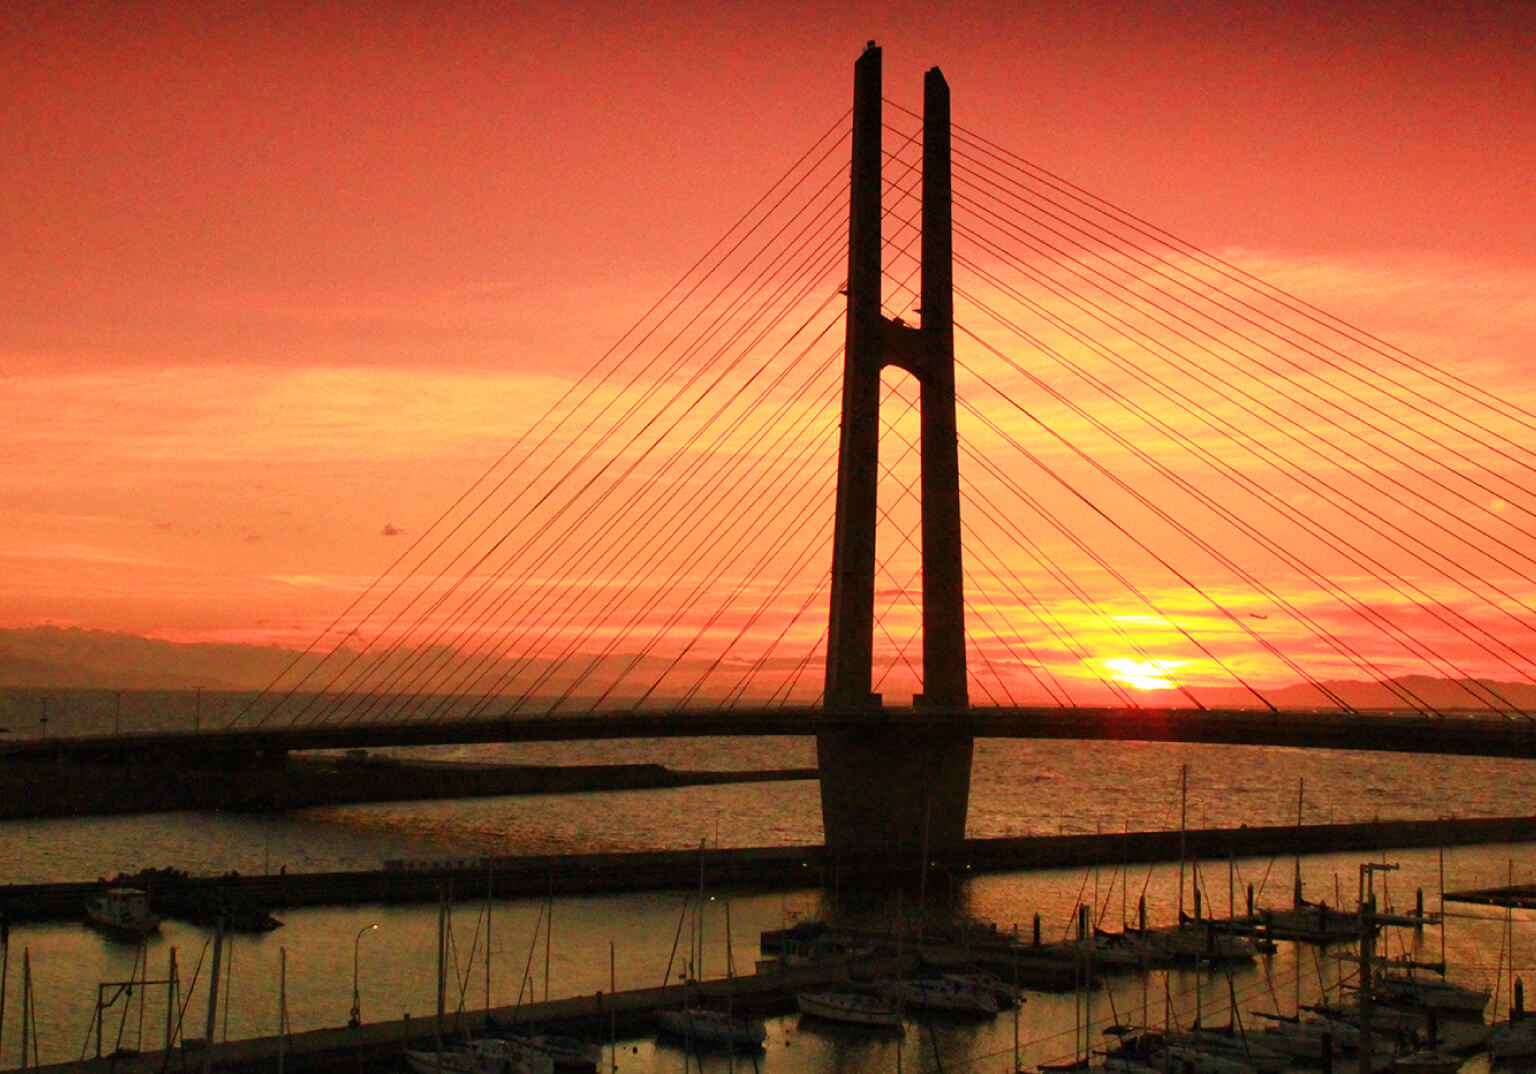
[6,813,1533,924]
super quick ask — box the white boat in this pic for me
[85,887,161,937]
[655,1007,766,1048]
[943,970,1026,1008]
[1076,931,1150,972]
[877,976,999,1015]
[796,990,903,1027]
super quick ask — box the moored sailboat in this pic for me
[796,989,903,1028]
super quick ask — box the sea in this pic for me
[2,688,1536,1073]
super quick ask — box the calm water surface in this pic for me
[3,690,1536,1072]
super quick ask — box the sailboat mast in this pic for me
[695,840,706,983]
[277,947,287,1074]
[165,947,178,1056]
[201,920,223,1074]
[0,913,8,1062]
[485,866,493,1013]
[18,949,28,1071]
[1294,778,1305,907]
[436,889,447,1049]
[1178,763,1188,922]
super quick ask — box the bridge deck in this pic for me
[5,705,1536,763]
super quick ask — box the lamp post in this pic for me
[350,923,378,1027]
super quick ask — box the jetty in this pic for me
[24,957,906,1074]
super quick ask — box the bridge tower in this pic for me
[818,44,974,856]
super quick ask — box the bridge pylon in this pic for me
[818,44,974,857]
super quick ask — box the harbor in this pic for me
[6,732,1536,1074]
[6,853,1523,1074]
[4,812,1534,1074]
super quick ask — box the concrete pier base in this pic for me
[816,727,974,856]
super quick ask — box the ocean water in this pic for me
[2,689,1535,1072]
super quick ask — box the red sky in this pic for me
[4,1,1534,701]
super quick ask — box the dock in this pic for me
[27,958,909,1074]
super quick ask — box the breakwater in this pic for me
[0,753,817,819]
[6,812,1533,924]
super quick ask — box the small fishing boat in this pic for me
[796,990,903,1027]
[85,888,160,937]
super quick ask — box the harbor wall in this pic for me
[5,813,1534,924]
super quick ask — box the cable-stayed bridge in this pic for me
[14,47,1536,849]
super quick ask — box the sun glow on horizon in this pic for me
[1099,657,1183,691]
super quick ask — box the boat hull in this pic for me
[796,990,903,1027]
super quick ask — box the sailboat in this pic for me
[1491,868,1536,1061]
[654,842,766,1050]
[492,890,602,1072]
[795,988,904,1028]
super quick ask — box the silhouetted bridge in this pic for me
[7,705,1536,763]
[19,47,1533,845]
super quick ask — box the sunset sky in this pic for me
[4,1,1535,704]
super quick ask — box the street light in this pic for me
[350,923,379,1027]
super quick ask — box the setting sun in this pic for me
[1100,658,1182,691]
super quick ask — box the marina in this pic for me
[3,826,1533,1074]
[5,713,1536,1074]
[5,856,1524,1074]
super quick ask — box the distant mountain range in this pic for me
[3,625,1533,713]
[0,626,314,691]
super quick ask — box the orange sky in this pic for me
[4,1,1535,703]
